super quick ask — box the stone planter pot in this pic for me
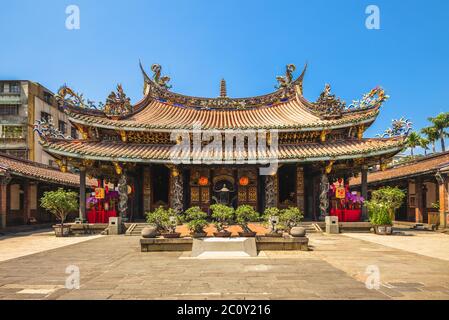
[161,232,181,239]
[374,225,393,235]
[53,225,71,237]
[141,226,158,238]
[238,231,257,237]
[191,232,207,238]
[213,231,232,237]
[290,227,306,237]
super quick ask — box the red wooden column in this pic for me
[415,177,424,223]
[0,182,7,229]
[361,165,369,221]
[438,174,448,229]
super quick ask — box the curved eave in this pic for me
[39,137,406,165]
[65,104,379,132]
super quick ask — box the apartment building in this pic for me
[0,81,78,166]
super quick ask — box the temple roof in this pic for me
[350,151,449,186]
[57,63,388,132]
[0,153,96,187]
[40,137,405,164]
[66,97,379,131]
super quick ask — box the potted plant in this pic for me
[235,205,259,237]
[365,201,393,235]
[210,204,234,237]
[185,206,209,238]
[365,187,405,235]
[40,188,78,237]
[146,206,181,238]
[280,207,305,237]
[263,207,282,237]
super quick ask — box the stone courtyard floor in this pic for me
[0,230,448,300]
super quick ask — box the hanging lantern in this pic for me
[198,176,209,186]
[239,176,249,186]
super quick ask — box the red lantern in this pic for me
[239,176,249,186]
[198,176,209,186]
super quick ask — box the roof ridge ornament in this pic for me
[151,64,172,89]
[275,64,296,92]
[377,117,413,138]
[34,118,73,141]
[313,84,346,119]
[220,79,227,98]
[103,84,133,118]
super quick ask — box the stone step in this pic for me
[125,223,152,236]
[191,237,257,258]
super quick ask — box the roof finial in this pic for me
[220,78,227,98]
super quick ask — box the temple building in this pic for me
[35,63,408,222]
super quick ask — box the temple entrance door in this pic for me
[212,178,237,208]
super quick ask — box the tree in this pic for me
[428,112,449,152]
[421,126,438,153]
[40,188,78,228]
[419,137,430,156]
[406,132,421,157]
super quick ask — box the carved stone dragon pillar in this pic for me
[170,168,183,214]
[118,174,128,221]
[265,175,278,208]
[319,173,330,221]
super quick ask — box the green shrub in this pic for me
[370,187,406,218]
[235,205,259,232]
[146,206,177,232]
[184,207,209,234]
[279,207,303,230]
[210,204,234,232]
[365,201,392,225]
[40,188,78,227]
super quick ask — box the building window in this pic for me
[70,127,77,139]
[9,82,20,94]
[58,120,67,134]
[0,105,19,116]
[0,83,4,93]
[43,92,53,104]
[41,112,51,122]
[0,125,26,139]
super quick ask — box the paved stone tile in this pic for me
[0,232,449,300]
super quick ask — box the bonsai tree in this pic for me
[279,207,304,231]
[210,204,234,232]
[235,205,259,233]
[368,187,406,220]
[146,206,177,233]
[40,188,78,235]
[185,206,208,235]
[263,207,281,233]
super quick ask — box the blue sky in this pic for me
[1,0,448,150]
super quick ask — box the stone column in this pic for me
[23,180,29,224]
[79,167,86,221]
[296,166,305,213]
[264,174,278,208]
[415,177,424,223]
[319,173,329,221]
[118,173,128,221]
[169,167,183,214]
[437,173,448,229]
[361,165,369,221]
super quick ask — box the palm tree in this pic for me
[421,126,438,153]
[428,112,449,152]
[419,137,430,156]
[406,132,421,157]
